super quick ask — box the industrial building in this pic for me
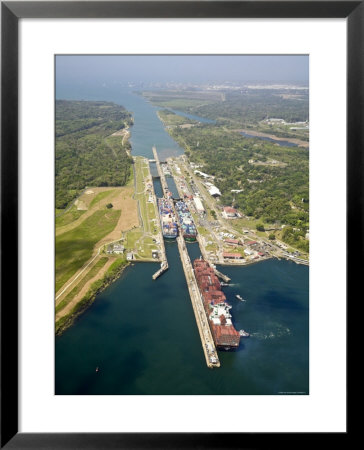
[193,196,205,213]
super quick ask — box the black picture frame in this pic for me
[1,1,356,448]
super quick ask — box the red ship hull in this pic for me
[193,259,240,350]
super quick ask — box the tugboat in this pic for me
[239,330,250,337]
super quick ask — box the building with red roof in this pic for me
[222,206,241,219]
[222,252,244,259]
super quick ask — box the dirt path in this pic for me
[56,256,117,321]
[109,127,130,146]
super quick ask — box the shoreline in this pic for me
[55,153,163,335]
[56,260,130,336]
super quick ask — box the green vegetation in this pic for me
[55,205,86,227]
[142,89,308,137]
[256,223,265,232]
[169,123,308,233]
[106,203,113,209]
[56,100,133,209]
[139,89,221,108]
[158,109,198,127]
[89,190,115,208]
[56,256,109,313]
[134,157,157,235]
[281,226,309,253]
[55,209,121,292]
[125,229,143,249]
[56,257,128,335]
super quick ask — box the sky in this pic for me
[56,55,308,85]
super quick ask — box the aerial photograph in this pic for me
[55,55,309,395]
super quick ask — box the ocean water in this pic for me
[55,82,309,395]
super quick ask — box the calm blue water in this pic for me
[55,83,309,395]
[56,83,183,160]
[239,131,299,147]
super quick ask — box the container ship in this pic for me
[193,258,240,350]
[158,197,178,239]
[174,200,197,242]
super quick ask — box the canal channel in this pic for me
[55,84,309,395]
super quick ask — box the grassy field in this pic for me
[205,243,219,252]
[55,209,121,292]
[56,256,109,313]
[125,229,143,249]
[89,189,116,208]
[134,157,158,236]
[55,205,86,227]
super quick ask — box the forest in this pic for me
[142,88,309,140]
[56,100,133,209]
[168,123,309,251]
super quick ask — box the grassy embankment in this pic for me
[56,208,121,293]
[130,157,159,260]
[55,258,128,335]
[55,256,109,314]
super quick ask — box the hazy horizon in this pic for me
[56,55,309,86]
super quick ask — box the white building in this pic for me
[113,244,125,254]
[194,170,214,179]
[207,185,221,197]
[193,197,205,213]
[222,206,240,219]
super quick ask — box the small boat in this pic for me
[236,294,244,301]
[239,330,250,337]
[221,282,229,286]
[95,367,99,373]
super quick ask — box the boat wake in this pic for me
[250,327,291,340]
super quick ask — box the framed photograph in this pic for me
[1,1,356,447]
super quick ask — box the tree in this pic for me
[256,223,265,232]
[268,233,276,240]
[106,203,113,209]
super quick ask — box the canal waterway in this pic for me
[55,83,309,395]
